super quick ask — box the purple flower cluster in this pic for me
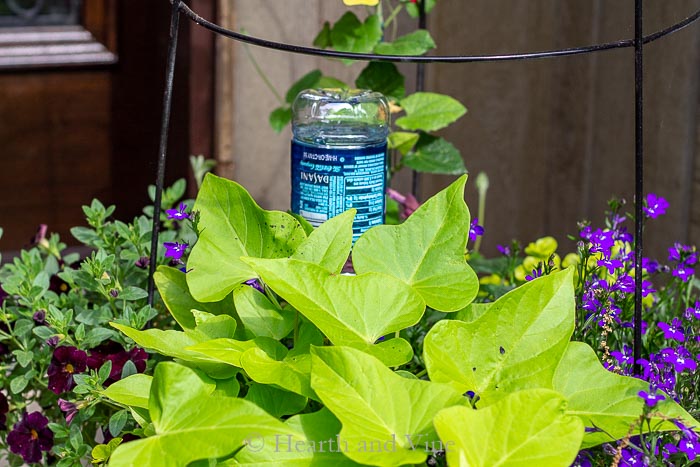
[668,243,697,282]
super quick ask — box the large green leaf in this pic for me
[554,342,700,448]
[233,285,295,340]
[395,92,466,132]
[154,266,235,330]
[186,174,306,302]
[244,382,307,418]
[243,258,425,346]
[424,269,575,404]
[434,389,583,467]
[374,30,435,56]
[110,363,302,467]
[388,131,420,156]
[310,346,465,467]
[355,62,405,100]
[403,134,467,175]
[101,374,153,409]
[291,209,354,274]
[111,323,236,378]
[352,175,478,311]
[232,409,362,466]
[241,348,317,400]
[186,337,286,369]
[330,12,382,58]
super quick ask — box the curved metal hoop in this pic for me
[178,1,700,63]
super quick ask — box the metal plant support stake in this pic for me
[148,0,700,366]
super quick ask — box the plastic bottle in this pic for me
[291,88,390,242]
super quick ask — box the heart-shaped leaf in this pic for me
[330,12,382,58]
[109,362,302,466]
[352,175,478,311]
[434,389,584,467]
[242,348,317,400]
[291,209,354,274]
[186,174,306,302]
[311,346,466,467]
[553,342,700,448]
[396,92,466,132]
[374,30,435,56]
[243,258,426,346]
[424,269,575,404]
[403,134,467,175]
[388,131,420,156]
[356,62,405,100]
[234,285,295,340]
[186,337,286,369]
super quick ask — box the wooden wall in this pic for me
[216,1,700,259]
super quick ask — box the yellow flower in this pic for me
[524,236,558,260]
[343,0,379,5]
[479,274,503,286]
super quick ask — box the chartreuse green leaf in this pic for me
[186,336,287,369]
[245,382,307,418]
[233,285,294,340]
[374,30,436,56]
[355,62,405,100]
[241,348,317,400]
[388,131,420,156]
[243,258,426,349]
[111,322,237,378]
[396,92,466,132]
[424,269,575,404]
[434,389,584,467]
[186,174,306,302]
[554,342,700,448]
[353,175,478,311]
[110,363,303,467]
[291,209,355,274]
[311,346,465,467]
[330,12,382,59]
[154,266,236,330]
[232,409,362,466]
[102,374,153,409]
[403,134,467,175]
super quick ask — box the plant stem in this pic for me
[240,32,285,105]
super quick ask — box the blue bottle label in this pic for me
[291,140,387,241]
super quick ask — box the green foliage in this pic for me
[396,92,467,132]
[355,62,405,100]
[374,30,436,56]
[403,134,467,175]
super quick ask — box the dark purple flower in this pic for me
[163,241,188,261]
[166,202,190,221]
[47,346,88,394]
[57,399,78,425]
[48,274,69,295]
[612,274,635,293]
[643,193,669,219]
[244,278,266,295]
[525,264,544,282]
[588,229,615,256]
[639,388,665,407]
[658,318,685,342]
[45,336,59,347]
[32,310,46,325]
[87,341,148,386]
[597,258,623,274]
[109,289,119,298]
[134,256,149,269]
[6,412,54,464]
[468,218,484,242]
[0,392,8,430]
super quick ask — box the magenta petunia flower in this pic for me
[47,346,88,394]
[6,412,54,464]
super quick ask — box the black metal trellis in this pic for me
[148,0,700,376]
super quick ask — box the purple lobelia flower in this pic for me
[643,193,669,219]
[163,241,188,261]
[658,318,685,342]
[588,229,615,256]
[611,345,634,367]
[496,244,511,256]
[661,346,697,373]
[686,301,700,321]
[638,387,665,407]
[597,258,623,274]
[166,202,190,221]
[679,437,699,461]
[612,274,635,293]
[6,412,54,464]
[620,447,645,466]
[47,346,88,394]
[570,451,592,467]
[469,218,484,242]
[525,264,544,282]
[244,278,266,295]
